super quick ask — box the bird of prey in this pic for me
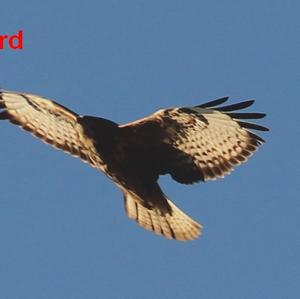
[0,90,268,241]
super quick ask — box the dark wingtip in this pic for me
[247,131,266,143]
[238,121,269,131]
[227,112,266,119]
[216,100,255,112]
[197,97,229,108]
[0,111,9,120]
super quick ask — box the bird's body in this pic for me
[0,90,268,241]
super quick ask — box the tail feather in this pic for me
[124,192,202,241]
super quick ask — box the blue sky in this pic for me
[0,1,299,298]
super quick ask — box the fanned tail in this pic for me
[123,191,202,241]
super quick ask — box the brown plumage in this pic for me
[0,90,268,241]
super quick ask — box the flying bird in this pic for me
[0,90,268,241]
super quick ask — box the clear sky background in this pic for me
[0,1,299,298]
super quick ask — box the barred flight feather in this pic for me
[0,90,268,241]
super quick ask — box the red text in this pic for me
[0,30,23,50]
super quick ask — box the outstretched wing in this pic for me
[121,97,268,184]
[0,90,100,167]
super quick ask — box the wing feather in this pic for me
[0,90,101,168]
[159,100,268,183]
[121,98,268,184]
[196,96,229,108]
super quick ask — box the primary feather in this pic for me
[0,90,268,241]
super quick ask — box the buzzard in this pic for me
[0,90,268,241]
